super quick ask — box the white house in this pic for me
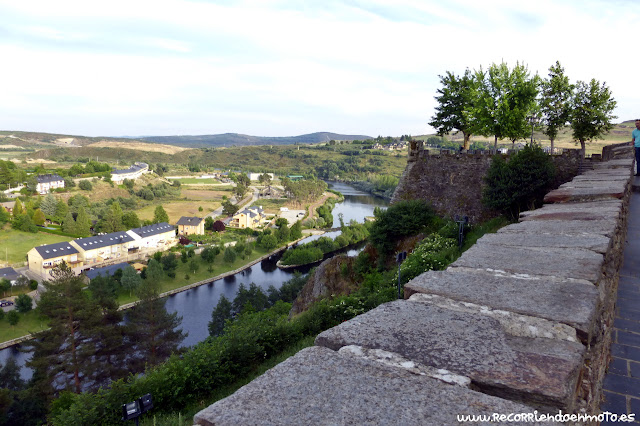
[248,172,275,181]
[36,174,64,194]
[111,162,149,183]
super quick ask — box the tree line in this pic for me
[429,61,617,156]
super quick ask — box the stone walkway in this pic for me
[600,177,640,424]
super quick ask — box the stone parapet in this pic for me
[194,157,633,425]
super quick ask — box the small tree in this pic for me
[15,294,32,313]
[189,258,200,274]
[201,246,220,264]
[145,258,164,283]
[540,61,573,154]
[79,180,92,191]
[570,78,617,157]
[208,295,232,336]
[483,144,556,219]
[260,234,278,250]
[152,205,169,224]
[290,220,303,240]
[62,211,77,234]
[7,310,19,327]
[120,265,142,296]
[213,220,226,232]
[32,208,46,226]
[223,247,237,264]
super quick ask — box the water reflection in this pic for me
[0,182,389,377]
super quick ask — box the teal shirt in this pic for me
[634,128,640,148]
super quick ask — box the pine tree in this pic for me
[152,205,169,224]
[208,295,232,336]
[145,258,163,283]
[75,207,91,237]
[63,211,77,234]
[25,263,107,394]
[54,200,69,224]
[40,193,57,216]
[103,202,124,233]
[12,199,23,218]
[126,280,186,371]
[121,265,142,296]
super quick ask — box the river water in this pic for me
[0,182,389,379]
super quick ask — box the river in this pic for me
[0,182,389,379]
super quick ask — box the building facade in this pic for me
[36,174,64,194]
[176,216,205,235]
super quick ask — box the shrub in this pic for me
[78,180,92,191]
[483,144,556,219]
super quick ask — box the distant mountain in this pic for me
[138,132,373,148]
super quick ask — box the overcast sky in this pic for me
[0,0,637,138]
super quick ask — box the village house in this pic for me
[0,201,15,214]
[127,222,177,250]
[70,231,136,268]
[36,174,64,194]
[111,162,149,183]
[0,267,21,285]
[176,216,205,235]
[27,242,81,279]
[230,206,264,229]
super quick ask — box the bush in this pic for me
[223,247,237,263]
[396,234,458,285]
[483,144,556,219]
[78,180,92,191]
[280,247,324,266]
[15,294,33,313]
[260,234,278,250]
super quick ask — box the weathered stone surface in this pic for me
[519,200,622,223]
[497,219,619,238]
[450,243,604,283]
[193,346,552,426]
[404,268,598,337]
[591,158,634,169]
[473,231,609,253]
[315,300,584,410]
[544,186,626,203]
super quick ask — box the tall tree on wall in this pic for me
[540,61,573,155]
[428,69,478,151]
[570,78,617,158]
[469,62,539,149]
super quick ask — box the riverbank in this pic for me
[0,234,319,350]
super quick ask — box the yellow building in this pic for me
[27,242,81,279]
[230,206,264,229]
[70,232,136,269]
[176,216,205,236]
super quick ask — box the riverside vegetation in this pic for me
[5,199,506,426]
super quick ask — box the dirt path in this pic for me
[307,192,339,219]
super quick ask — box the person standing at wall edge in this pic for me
[633,120,640,176]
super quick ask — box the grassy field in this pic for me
[135,201,220,223]
[0,309,49,342]
[170,178,221,184]
[0,226,72,265]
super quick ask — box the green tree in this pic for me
[258,173,272,186]
[208,295,232,336]
[260,234,278,250]
[6,311,19,327]
[32,208,45,226]
[0,206,9,224]
[0,279,10,297]
[223,247,237,263]
[102,202,124,233]
[570,78,617,157]
[153,205,169,224]
[75,207,91,236]
[161,253,178,273]
[540,61,574,154]
[121,265,142,296]
[12,199,23,218]
[429,69,478,150]
[54,200,69,224]
[126,280,186,371]
[483,144,556,218]
[276,225,290,243]
[233,183,249,200]
[290,220,303,240]
[146,258,164,283]
[15,294,32,313]
[40,193,57,216]
[26,263,105,394]
[121,211,140,229]
[201,246,220,264]
[470,62,540,149]
[189,258,200,274]
[221,199,239,216]
[204,216,214,231]
[78,180,92,191]
[62,211,77,234]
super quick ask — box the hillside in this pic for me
[139,132,373,148]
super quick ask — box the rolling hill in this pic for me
[138,132,373,148]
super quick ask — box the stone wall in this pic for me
[194,156,634,425]
[391,144,585,223]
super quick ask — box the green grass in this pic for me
[0,309,49,342]
[116,244,274,305]
[0,226,72,265]
[138,335,316,426]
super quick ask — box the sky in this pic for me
[0,0,637,138]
